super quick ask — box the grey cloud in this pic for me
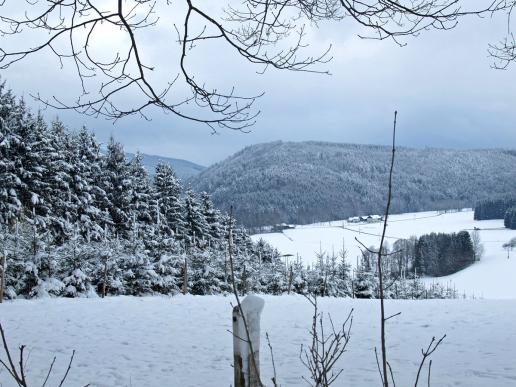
[1,3,515,166]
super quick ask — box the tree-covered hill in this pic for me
[189,141,516,228]
[126,152,205,181]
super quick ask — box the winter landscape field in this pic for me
[2,0,516,386]
[2,210,516,386]
[252,210,516,299]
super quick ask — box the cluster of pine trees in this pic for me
[0,83,459,300]
[474,197,516,230]
[275,246,458,300]
[505,208,516,230]
[383,231,475,278]
[0,82,287,298]
[414,231,475,276]
[474,197,516,221]
[345,243,460,299]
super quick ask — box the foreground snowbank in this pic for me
[1,295,515,386]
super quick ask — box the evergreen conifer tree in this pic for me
[103,137,132,235]
[153,162,184,236]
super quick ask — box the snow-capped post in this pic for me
[233,294,265,387]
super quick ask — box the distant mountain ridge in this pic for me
[189,141,516,228]
[126,152,205,180]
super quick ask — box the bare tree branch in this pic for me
[0,0,504,129]
[0,323,79,387]
[300,294,353,387]
[414,335,446,387]
[266,332,279,387]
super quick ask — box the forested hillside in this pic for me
[190,141,516,228]
[126,152,205,180]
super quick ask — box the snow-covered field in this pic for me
[1,295,516,387]
[251,210,516,299]
[2,211,515,386]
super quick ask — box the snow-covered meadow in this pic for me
[1,295,516,387]
[2,210,516,387]
[251,210,516,299]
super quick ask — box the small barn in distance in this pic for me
[272,223,295,232]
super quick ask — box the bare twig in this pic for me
[0,323,78,387]
[414,335,446,387]
[300,294,353,387]
[375,110,398,387]
[384,312,402,322]
[41,356,57,387]
[427,360,433,387]
[58,350,76,387]
[266,332,279,387]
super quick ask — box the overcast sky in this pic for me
[2,2,516,166]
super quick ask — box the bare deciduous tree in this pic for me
[355,112,447,387]
[503,236,516,258]
[0,0,502,130]
[470,229,484,261]
[300,295,353,387]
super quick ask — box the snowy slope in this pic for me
[0,296,515,387]
[251,210,516,299]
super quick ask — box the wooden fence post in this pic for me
[182,257,188,295]
[0,253,5,303]
[233,295,265,387]
[102,255,108,298]
[233,305,246,387]
[287,265,293,295]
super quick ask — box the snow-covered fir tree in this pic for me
[153,161,184,236]
[103,137,132,236]
[183,189,209,246]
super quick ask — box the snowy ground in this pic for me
[1,295,515,387]
[251,210,516,299]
